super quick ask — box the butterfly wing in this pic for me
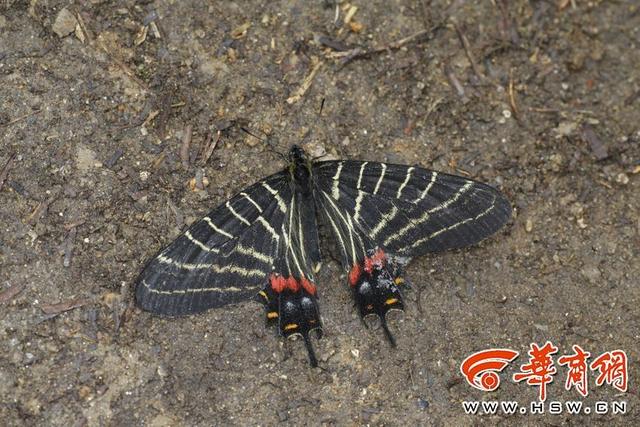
[313,160,511,262]
[135,172,291,316]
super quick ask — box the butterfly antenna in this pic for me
[315,97,345,158]
[303,332,319,367]
[380,315,397,348]
[240,127,287,162]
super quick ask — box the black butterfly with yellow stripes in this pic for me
[136,145,511,366]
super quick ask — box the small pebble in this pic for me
[157,364,168,377]
[581,265,601,283]
[78,385,92,401]
[615,173,629,185]
[24,352,35,365]
[52,8,77,38]
[525,219,533,232]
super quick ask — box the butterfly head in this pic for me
[260,273,322,367]
[349,249,405,346]
[287,145,313,192]
[288,144,308,162]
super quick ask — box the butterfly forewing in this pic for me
[314,160,511,260]
[136,172,290,315]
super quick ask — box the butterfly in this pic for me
[135,145,511,367]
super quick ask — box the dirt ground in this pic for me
[1,0,639,425]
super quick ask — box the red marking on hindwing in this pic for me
[372,248,387,266]
[270,274,286,293]
[300,277,317,295]
[285,276,300,292]
[270,274,316,294]
[364,257,374,274]
[363,249,387,274]
[349,263,362,287]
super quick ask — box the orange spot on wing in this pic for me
[372,248,387,266]
[300,277,317,295]
[270,274,286,293]
[285,276,300,292]
[365,249,387,274]
[364,257,374,274]
[349,263,362,286]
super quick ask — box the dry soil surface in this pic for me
[1,1,639,426]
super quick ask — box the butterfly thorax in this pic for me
[287,145,313,197]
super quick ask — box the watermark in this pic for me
[461,400,627,416]
[459,342,628,415]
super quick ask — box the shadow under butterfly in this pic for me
[135,145,511,367]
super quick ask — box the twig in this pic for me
[0,153,16,191]
[529,107,597,116]
[453,22,485,80]
[62,226,77,267]
[64,219,86,230]
[329,22,444,66]
[180,124,193,168]
[104,148,124,169]
[508,68,521,121]
[624,88,640,106]
[444,64,468,103]
[26,192,58,225]
[0,283,25,304]
[1,110,43,128]
[166,198,184,229]
[496,0,519,45]
[74,10,93,44]
[194,168,205,190]
[287,58,323,104]
[198,130,221,166]
[425,97,445,121]
[97,40,149,91]
[581,124,608,160]
[40,298,89,315]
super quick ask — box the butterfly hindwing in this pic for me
[314,160,511,260]
[135,172,291,316]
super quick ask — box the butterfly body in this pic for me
[136,145,511,366]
